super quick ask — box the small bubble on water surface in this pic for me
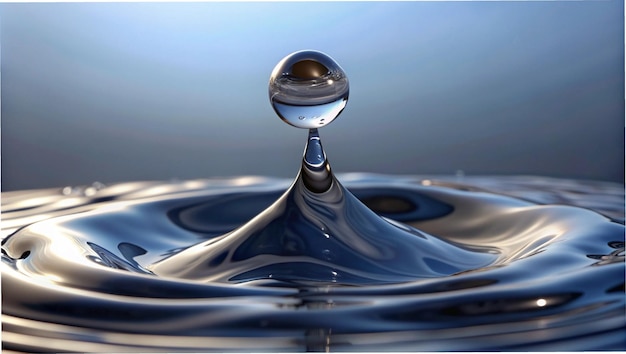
[61,186,76,196]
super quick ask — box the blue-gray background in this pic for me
[1,1,624,191]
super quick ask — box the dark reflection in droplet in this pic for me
[291,60,329,79]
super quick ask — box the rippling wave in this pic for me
[2,174,624,352]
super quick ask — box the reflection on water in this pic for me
[1,173,624,351]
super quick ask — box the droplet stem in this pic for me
[301,128,333,193]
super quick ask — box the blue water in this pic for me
[1,173,624,352]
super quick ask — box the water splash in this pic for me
[152,128,496,284]
[2,175,624,351]
[1,49,624,351]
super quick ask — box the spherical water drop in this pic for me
[269,50,349,129]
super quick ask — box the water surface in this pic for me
[2,174,624,351]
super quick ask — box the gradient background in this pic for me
[1,1,624,191]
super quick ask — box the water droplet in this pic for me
[456,170,465,182]
[269,50,349,129]
[84,181,105,197]
[61,186,76,196]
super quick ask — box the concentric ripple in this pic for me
[2,174,624,352]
